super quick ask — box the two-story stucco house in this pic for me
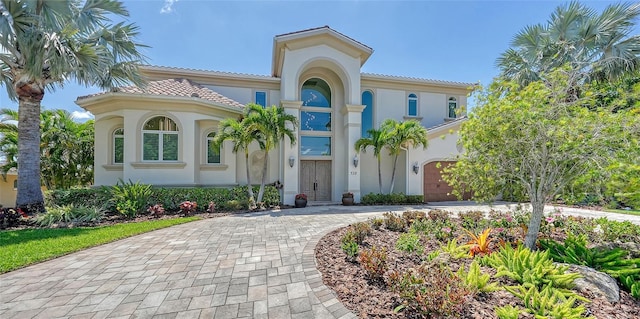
[76,26,474,205]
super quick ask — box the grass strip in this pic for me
[0,217,200,273]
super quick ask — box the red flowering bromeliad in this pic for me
[295,194,307,200]
[179,201,198,216]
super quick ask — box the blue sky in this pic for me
[0,0,626,119]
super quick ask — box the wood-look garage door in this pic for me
[423,161,471,202]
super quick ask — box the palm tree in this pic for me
[0,0,146,212]
[383,119,428,194]
[497,2,640,90]
[244,104,297,203]
[213,117,263,208]
[0,108,94,190]
[355,127,389,194]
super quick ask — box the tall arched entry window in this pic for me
[361,91,373,137]
[300,78,332,201]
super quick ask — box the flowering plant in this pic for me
[147,204,165,218]
[179,201,198,215]
[342,192,354,198]
[295,193,307,200]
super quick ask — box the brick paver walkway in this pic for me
[1,203,639,319]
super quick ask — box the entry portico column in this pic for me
[342,104,365,202]
[281,100,303,205]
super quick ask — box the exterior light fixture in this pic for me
[289,155,295,168]
[412,162,420,174]
[353,155,359,168]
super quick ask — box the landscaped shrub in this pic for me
[464,228,493,257]
[0,208,26,229]
[396,232,423,255]
[494,305,523,319]
[351,222,372,244]
[505,284,589,319]
[45,187,113,210]
[383,212,406,232]
[456,260,500,293]
[45,185,281,214]
[358,246,388,281]
[147,204,165,218]
[361,193,423,205]
[370,217,384,230]
[427,209,451,223]
[341,230,359,262]
[459,210,487,230]
[111,180,153,218]
[388,263,471,317]
[36,205,104,227]
[483,244,581,294]
[402,210,426,225]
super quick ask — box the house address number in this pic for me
[350,171,358,175]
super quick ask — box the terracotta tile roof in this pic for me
[141,65,278,80]
[78,78,245,109]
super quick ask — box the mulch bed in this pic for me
[315,216,640,319]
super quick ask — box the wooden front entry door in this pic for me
[300,160,331,201]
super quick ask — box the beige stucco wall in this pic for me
[0,174,17,207]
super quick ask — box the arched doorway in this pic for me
[423,161,471,202]
[299,78,332,201]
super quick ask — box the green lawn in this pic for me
[605,208,640,217]
[0,217,200,273]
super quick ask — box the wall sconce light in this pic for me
[288,155,295,168]
[353,155,359,168]
[412,162,420,174]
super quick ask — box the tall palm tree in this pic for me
[0,108,94,190]
[355,128,389,194]
[0,0,146,211]
[497,2,640,90]
[383,119,428,194]
[244,104,297,203]
[213,117,263,208]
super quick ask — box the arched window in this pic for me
[407,93,418,116]
[300,78,332,157]
[301,78,331,108]
[361,91,374,137]
[113,128,124,164]
[142,116,179,161]
[206,131,221,164]
[448,97,458,118]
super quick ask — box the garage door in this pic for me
[423,161,471,202]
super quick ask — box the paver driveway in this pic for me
[1,203,639,319]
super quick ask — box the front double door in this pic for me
[301,160,331,201]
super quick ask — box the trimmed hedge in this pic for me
[361,193,424,205]
[45,185,280,213]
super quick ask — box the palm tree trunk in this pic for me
[16,94,45,213]
[377,155,383,194]
[388,154,399,194]
[245,151,256,209]
[257,150,268,203]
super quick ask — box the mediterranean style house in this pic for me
[76,26,474,205]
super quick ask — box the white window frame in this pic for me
[142,117,179,162]
[113,128,124,164]
[205,131,222,164]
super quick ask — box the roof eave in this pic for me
[362,73,476,90]
[76,92,245,114]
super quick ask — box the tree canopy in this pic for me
[444,70,640,249]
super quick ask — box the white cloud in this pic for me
[160,0,179,14]
[71,111,94,121]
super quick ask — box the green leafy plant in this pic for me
[505,284,591,319]
[456,260,500,293]
[427,209,451,223]
[370,217,384,230]
[483,244,581,295]
[440,238,472,260]
[111,180,152,218]
[494,305,523,319]
[341,231,359,262]
[383,212,406,232]
[358,246,387,281]
[352,222,372,244]
[388,263,471,317]
[36,205,104,227]
[396,232,424,255]
[459,210,487,230]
